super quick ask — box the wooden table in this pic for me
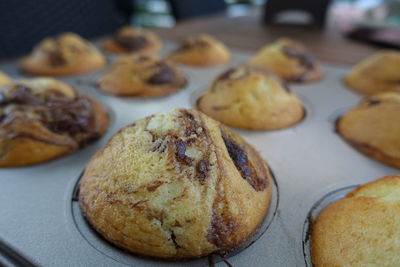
[154,7,378,65]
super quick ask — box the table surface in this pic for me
[154,7,379,65]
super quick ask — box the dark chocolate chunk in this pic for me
[113,35,149,51]
[0,83,98,146]
[196,160,209,183]
[222,134,267,191]
[218,68,237,81]
[44,95,93,138]
[147,63,175,85]
[0,85,42,106]
[282,46,316,69]
[368,99,381,106]
[48,51,67,66]
[181,110,201,137]
[175,139,193,165]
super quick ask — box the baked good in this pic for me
[337,92,400,169]
[0,72,12,87]
[248,38,323,83]
[344,50,400,95]
[79,108,272,259]
[197,66,304,130]
[311,175,400,266]
[103,26,162,54]
[98,54,187,97]
[167,34,230,66]
[0,78,109,167]
[20,33,106,76]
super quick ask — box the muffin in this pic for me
[103,26,162,54]
[337,92,400,169]
[197,66,304,130]
[0,72,12,87]
[79,108,273,259]
[98,54,187,97]
[167,34,230,67]
[248,38,323,83]
[311,175,400,266]
[344,50,400,95]
[20,33,106,76]
[0,78,109,167]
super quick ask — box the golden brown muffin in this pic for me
[344,50,400,95]
[98,54,187,97]
[248,38,323,83]
[197,66,304,130]
[311,175,400,267]
[79,108,272,259]
[0,78,109,167]
[337,92,400,169]
[103,26,162,54]
[20,33,106,76]
[167,34,230,67]
[0,72,12,87]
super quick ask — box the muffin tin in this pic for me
[0,43,398,266]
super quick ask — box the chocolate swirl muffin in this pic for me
[312,175,400,266]
[103,26,162,54]
[79,108,272,259]
[337,92,400,169]
[0,78,109,167]
[344,50,400,95]
[198,66,304,130]
[0,72,12,87]
[98,55,187,97]
[248,38,323,83]
[167,34,230,67]
[20,33,106,76]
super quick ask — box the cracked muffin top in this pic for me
[198,66,304,130]
[248,38,323,83]
[0,78,109,167]
[103,26,162,54]
[79,108,272,259]
[20,33,106,76]
[344,50,400,95]
[337,92,400,169]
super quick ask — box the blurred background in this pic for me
[1,0,399,59]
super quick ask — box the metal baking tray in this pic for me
[0,42,398,266]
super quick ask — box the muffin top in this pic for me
[20,33,106,75]
[248,38,322,83]
[98,54,187,97]
[344,50,400,95]
[103,26,162,54]
[198,66,304,130]
[79,108,272,259]
[167,34,230,66]
[337,92,400,169]
[312,175,400,266]
[0,78,108,147]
